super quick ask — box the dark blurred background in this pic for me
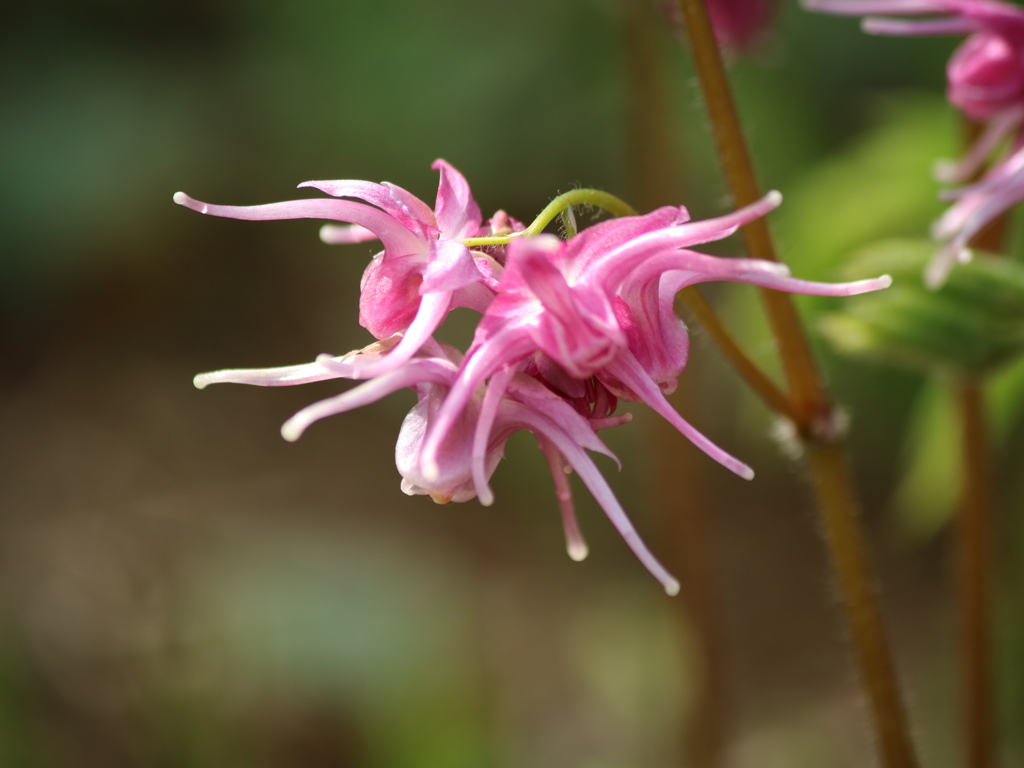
[2,1,1022,766]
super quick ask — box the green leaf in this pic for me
[819,239,1024,375]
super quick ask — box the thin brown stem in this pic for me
[678,286,800,423]
[674,0,826,426]
[956,380,993,768]
[806,444,921,768]
[620,0,799,430]
[674,1,920,766]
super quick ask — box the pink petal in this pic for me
[418,327,537,482]
[397,390,485,504]
[536,435,589,562]
[193,358,349,389]
[506,374,620,463]
[432,159,483,239]
[332,292,453,380]
[420,240,485,294]
[319,223,381,244]
[803,0,948,16]
[862,16,979,34]
[298,178,437,236]
[280,358,457,441]
[472,366,517,506]
[935,105,1024,183]
[504,401,678,595]
[564,206,690,279]
[173,193,424,257]
[587,193,783,291]
[602,349,755,481]
[358,252,428,338]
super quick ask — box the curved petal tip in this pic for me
[280,418,305,443]
[174,191,208,214]
[567,541,589,562]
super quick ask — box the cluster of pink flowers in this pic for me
[176,161,889,593]
[805,0,1024,285]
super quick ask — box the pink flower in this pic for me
[195,338,680,594]
[415,193,892,486]
[182,170,888,594]
[804,0,1024,119]
[804,0,1024,284]
[928,127,1024,283]
[175,160,499,376]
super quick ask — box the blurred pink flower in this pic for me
[805,0,1024,283]
[805,0,1024,119]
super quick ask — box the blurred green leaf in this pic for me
[777,94,953,282]
[723,95,954,391]
[890,379,958,539]
[892,353,1024,540]
[819,239,1024,375]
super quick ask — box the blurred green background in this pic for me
[2,1,1023,766]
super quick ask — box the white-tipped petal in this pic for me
[320,223,380,244]
[842,274,893,293]
[862,17,978,36]
[174,191,207,213]
[567,540,589,562]
[280,418,306,443]
[192,360,345,389]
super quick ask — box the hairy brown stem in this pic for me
[806,443,921,768]
[674,0,825,425]
[674,0,920,766]
[678,286,800,423]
